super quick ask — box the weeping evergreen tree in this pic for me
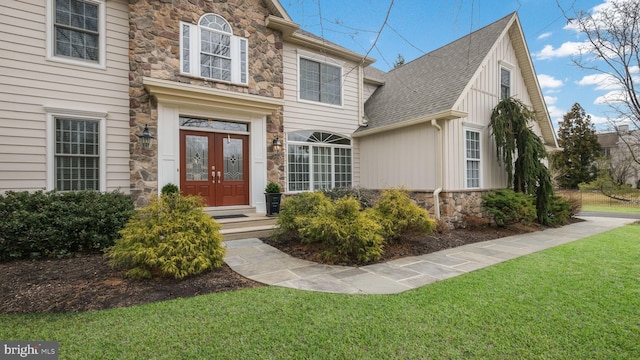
[489,98,554,225]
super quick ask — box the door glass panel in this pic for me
[224,138,243,181]
[186,135,208,181]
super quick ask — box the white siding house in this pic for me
[2,2,557,223]
[278,29,374,192]
[0,0,130,193]
[356,13,557,222]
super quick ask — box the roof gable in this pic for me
[360,12,557,147]
[361,13,514,133]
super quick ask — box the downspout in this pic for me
[431,119,443,219]
[358,66,367,126]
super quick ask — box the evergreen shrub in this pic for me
[372,189,436,242]
[275,191,332,242]
[0,190,134,261]
[321,186,379,209]
[482,189,536,227]
[161,183,180,196]
[300,197,384,263]
[108,194,225,279]
[546,195,574,227]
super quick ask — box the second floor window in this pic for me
[500,67,511,99]
[53,0,100,63]
[181,14,248,85]
[299,58,342,106]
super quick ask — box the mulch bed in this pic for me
[1,221,562,314]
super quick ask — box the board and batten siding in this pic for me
[446,30,542,191]
[282,42,363,185]
[0,0,130,192]
[358,124,439,190]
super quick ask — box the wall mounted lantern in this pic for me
[272,135,283,153]
[138,124,154,149]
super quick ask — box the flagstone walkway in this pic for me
[223,216,635,294]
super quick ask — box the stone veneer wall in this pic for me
[408,190,487,229]
[129,0,285,206]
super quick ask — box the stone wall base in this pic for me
[406,190,490,229]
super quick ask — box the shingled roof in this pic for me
[360,13,516,133]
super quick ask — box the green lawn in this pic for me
[582,204,640,214]
[2,225,639,359]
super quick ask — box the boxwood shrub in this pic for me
[0,190,134,261]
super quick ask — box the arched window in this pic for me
[180,14,248,84]
[287,131,352,192]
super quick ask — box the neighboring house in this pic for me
[597,125,640,188]
[0,2,556,223]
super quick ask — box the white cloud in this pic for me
[544,95,558,105]
[537,32,552,40]
[537,74,563,89]
[595,90,628,104]
[577,73,619,90]
[534,41,586,60]
[588,113,610,125]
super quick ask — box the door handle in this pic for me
[217,171,221,184]
[212,171,215,183]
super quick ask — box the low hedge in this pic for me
[0,190,134,260]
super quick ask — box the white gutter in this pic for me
[352,110,467,138]
[431,119,443,219]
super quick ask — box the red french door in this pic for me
[179,130,249,207]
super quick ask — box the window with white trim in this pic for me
[500,67,511,99]
[299,58,342,106]
[465,129,481,188]
[287,131,352,191]
[54,117,101,191]
[180,14,248,85]
[47,0,105,68]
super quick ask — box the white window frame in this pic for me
[499,62,513,100]
[180,14,248,85]
[45,107,107,191]
[464,128,482,189]
[46,0,106,69]
[286,131,352,192]
[297,50,344,107]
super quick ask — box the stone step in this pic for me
[216,214,278,230]
[220,224,278,241]
[213,212,279,241]
[204,206,256,218]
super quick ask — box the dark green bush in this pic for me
[0,190,134,261]
[300,197,384,263]
[275,191,332,241]
[321,186,380,209]
[161,183,180,196]
[372,189,436,242]
[482,189,536,227]
[265,182,282,193]
[108,194,225,279]
[546,195,574,227]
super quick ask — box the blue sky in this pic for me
[281,0,614,132]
